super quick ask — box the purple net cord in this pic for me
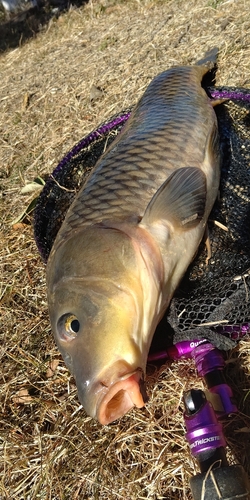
[216,322,250,340]
[209,86,250,102]
[47,86,250,179]
[50,112,131,178]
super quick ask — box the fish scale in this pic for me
[55,66,213,245]
[47,54,220,425]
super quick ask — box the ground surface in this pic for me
[0,0,250,499]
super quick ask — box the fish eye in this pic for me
[57,313,80,340]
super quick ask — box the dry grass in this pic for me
[0,0,250,498]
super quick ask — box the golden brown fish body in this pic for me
[47,58,220,425]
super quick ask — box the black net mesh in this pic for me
[34,92,250,352]
[34,112,130,262]
[168,99,250,350]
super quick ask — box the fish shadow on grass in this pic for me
[0,0,89,53]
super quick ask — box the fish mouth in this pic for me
[96,371,147,425]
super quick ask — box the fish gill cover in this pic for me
[34,85,250,353]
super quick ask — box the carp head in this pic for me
[47,224,163,425]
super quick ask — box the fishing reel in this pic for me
[150,338,250,499]
[184,341,249,500]
[184,387,249,500]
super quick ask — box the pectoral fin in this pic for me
[141,167,207,231]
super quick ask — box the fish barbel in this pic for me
[46,53,220,425]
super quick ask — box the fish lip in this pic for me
[95,370,147,425]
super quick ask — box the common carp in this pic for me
[46,52,220,425]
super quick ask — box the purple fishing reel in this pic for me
[180,339,248,498]
[150,337,249,498]
[184,389,227,468]
[183,389,250,500]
